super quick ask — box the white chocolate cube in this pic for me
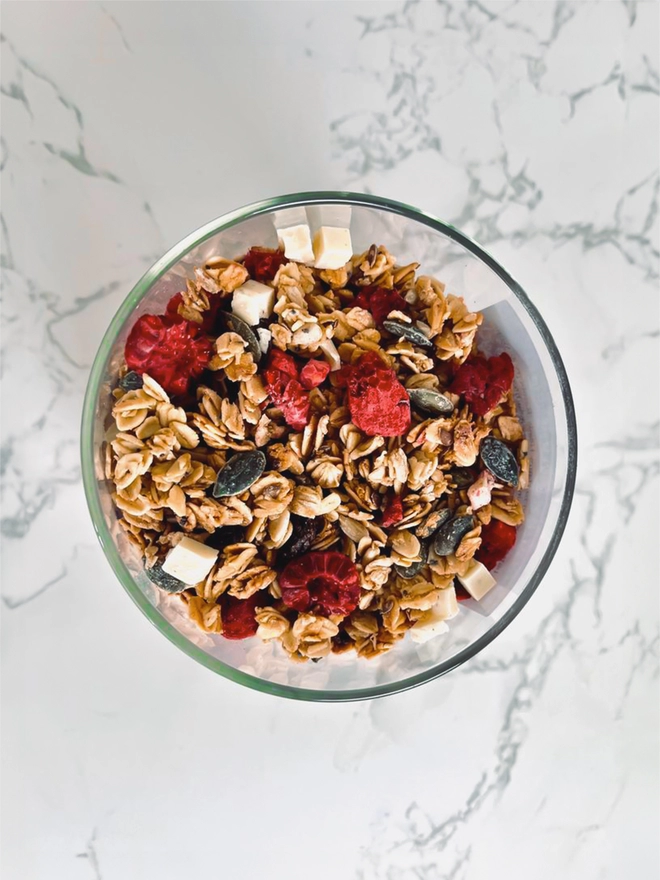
[312,226,353,270]
[231,280,275,326]
[434,585,460,621]
[277,224,315,263]
[457,559,496,601]
[410,610,449,644]
[162,536,218,585]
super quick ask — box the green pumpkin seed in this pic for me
[408,388,454,416]
[433,515,475,556]
[212,450,266,498]
[382,319,433,348]
[146,561,186,593]
[480,436,519,486]
[415,507,452,539]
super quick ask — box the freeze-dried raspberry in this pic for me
[243,247,287,283]
[300,358,331,390]
[263,349,310,430]
[381,495,404,528]
[165,291,223,335]
[450,353,514,417]
[354,285,407,325]
[125,314,211,397]
[476,519,517,571]
[344,351,411,437]
[219,592,262,640]
[280,551,361,617]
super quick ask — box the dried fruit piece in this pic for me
[354,285,407,325]
[476,519,516,571]
[382,319,432,348]
[300,359,331,390]
[280,551,361,616]
[480,436,519,486]
[433,515,475,556]
[204,525,246,552]
[219,592,262,640]
[381,495,404,528]
[119,371,144,392]
[450,353,514,416]
[278,515,320,563]
[212,450,266,498]
[243,246,287,283]
[125,314,211,397]
[263,349,310,431]
[407,388,454,416]
[345,351,411,438]
[146,561,186,594]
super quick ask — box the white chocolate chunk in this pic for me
[256,327,272,354]
[312,226,353,270]
[457,559,496,601]
[277,224,314,263]
[231,280,275,326]
[433,584,460,621]
[409,585,459,644]
[319,337,341,371]
[410,610,449,644]
[162,536,218,585]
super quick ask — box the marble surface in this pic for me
[1,2,658,878]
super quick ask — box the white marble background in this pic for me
[1,2,658,878]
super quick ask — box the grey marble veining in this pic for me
[1,2,658,879]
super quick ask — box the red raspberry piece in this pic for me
[125,314,211,397]
[381,495,404,528]
[165,291,224,335]
[280,551,361,617]
[278,379,310,431]
[345,351,411,437]
[353,285,408,325]
[243,247,287,283]
[300,359,331,390]
[263,348,299,385]
[263,349,310,430]
[476,519,517,571]
[450,353,514,417]
[219,592,262,640]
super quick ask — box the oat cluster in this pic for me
[104,245,528,661]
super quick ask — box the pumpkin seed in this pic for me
[408,388,454,416]
[394,541,429,579]
[146,561,186,593]
[219,312,262,362]
[415,507,452,539]
[382,319,433,348]
[212,450,266,498]
[119,371,143,391]
[480,436,519,486]
[433,515,475,556]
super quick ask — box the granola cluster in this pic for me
[104,243,528,661]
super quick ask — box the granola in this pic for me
[106,236,529,661]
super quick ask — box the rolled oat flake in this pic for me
[480,436,519,486]
[407,387,454,416]
[146,561,186,593]
[219,312,262,363]
[415,507,452,540]
[394,541,429,579]
[382,319,433,348]
[433,515,475,557]
[212,450,266,498]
